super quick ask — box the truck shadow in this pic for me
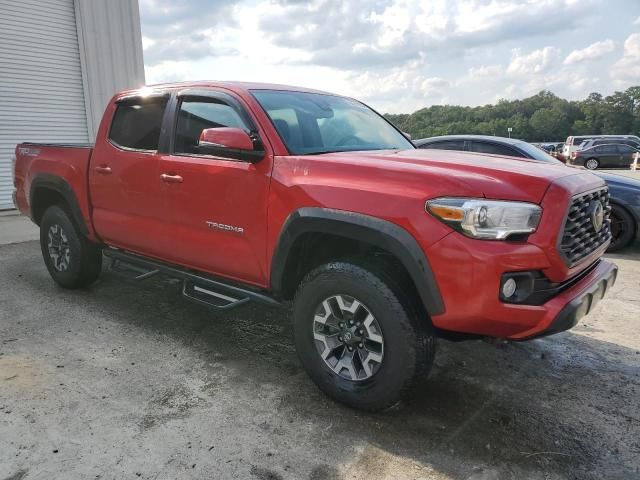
[86,267,640,480]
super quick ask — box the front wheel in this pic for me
[584,158,600,170]
[40,205,102,289]
[293,261,435,411]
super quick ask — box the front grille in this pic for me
[559,188,612,266]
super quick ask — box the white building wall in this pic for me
[0,0,144,209]
[74,0,145,140]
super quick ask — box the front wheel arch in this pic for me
[608,202,637,251]
[270,208,445,317]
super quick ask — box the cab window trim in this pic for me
[164,89,263,162]
[108,94,170,153]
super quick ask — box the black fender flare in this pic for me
[270,208,444,316]
[29,173,88,235]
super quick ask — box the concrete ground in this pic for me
[1,221,639,480]
[0,211,39,246]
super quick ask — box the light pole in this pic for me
[507,127,512,139]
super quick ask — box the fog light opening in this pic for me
[502,278,517,298]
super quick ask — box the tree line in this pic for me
[385,86,640,143]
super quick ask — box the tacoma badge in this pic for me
[206,221,244,234]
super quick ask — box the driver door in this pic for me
[158,91,273,286]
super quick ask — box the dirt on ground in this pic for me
[1,240,639,480]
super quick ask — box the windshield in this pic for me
[251,90,414,155]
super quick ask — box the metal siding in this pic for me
[0,0,89,209]
[0,0,144,210]
[75,0,145,140]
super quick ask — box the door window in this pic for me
[595,145,617,154]
[468,141,518,156]
[109,97,168,151]
[617,145,635,154]
[174,99,249,154]
[420,140,466,151]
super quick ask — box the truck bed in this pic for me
[14,142,95,238]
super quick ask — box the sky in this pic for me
[139,0,640,114]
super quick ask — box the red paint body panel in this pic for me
[14,144,99,243]
[13,81,614,340]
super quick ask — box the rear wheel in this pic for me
[585,158,600,170]
[40,205,102,288]
[293,261,435,411]
[608,204,635,252]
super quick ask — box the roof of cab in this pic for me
[116,81,337,98]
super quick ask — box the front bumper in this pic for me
[427,230,618,340]
[513,259,617,340]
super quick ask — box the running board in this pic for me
[104,249,281,311]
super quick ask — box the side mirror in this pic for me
[402,131,412,140]
[197,127,264,162]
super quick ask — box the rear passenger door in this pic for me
[617,145,637,166]
[594,145,617,167]
[89,94,170,258]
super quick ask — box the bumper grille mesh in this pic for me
[559,188,611,266]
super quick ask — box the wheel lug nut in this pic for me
[338,336,343,342]
[348,346,353,351]
[339,322,345,328]
[359,343,363,348]
[359,329,364,335]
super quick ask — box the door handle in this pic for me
[161,173,183,184]
[95,165,112,174]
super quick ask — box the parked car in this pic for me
[539,142,564,155]
[415,134,554,158]
[416,135,639,251]
[569,144,639,170]
[594,172,640,251]
[13,82,617,411]
[579,138,640,151]
[562,135,640,159]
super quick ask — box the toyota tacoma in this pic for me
[13,82,618,411]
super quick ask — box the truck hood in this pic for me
[317,148,596,203]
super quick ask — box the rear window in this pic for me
[109,97,169,151]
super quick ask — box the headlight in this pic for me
[426,197,542,240]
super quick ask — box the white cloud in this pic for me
[506,47,559,75]
[563,40,615,65]
[611,33,640,86]
[139,0,636,111]
[467,65,503,78]
[346,64,451,112]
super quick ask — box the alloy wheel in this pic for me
[313,294,384,381]
[47,224,71,272]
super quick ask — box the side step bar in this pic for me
[104,248,281,311]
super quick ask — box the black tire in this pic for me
[293,261,435,411]
[608,204,636,252]
[40,205,102,289]
[584,157,600,170]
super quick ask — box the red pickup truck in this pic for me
[13,82,617,410]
